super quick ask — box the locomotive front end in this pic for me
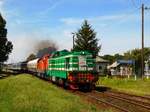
[67,52,98,90]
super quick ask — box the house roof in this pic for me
[107,62,119,69]
[96,56,109,63]
[107,60,135,69]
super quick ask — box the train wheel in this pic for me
[37,72,40,77]
[52,76,56,83]
[58,78,64,86]
[92,84,96,90]
[63,80,69,89]
[49,76,52,81]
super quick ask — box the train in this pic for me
[7,50,98,90]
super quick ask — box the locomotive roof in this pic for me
[51,50,92,58]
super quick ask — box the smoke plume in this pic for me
[33,40,58,58]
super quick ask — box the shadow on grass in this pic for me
[78,86,112,93]
[95,86,111,92]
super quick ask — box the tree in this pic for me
[114,53,124,61]
[0,13,13,63]
[102,54,115,64]
[73,20,101,57]
[124,48,150,76]
[26,53,36,61]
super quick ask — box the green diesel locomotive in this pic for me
[47,50,98,90]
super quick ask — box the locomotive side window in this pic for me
[66,58,70,69]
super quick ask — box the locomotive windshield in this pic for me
[78,56,87,71]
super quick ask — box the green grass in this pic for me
[0,74,114,112]
[97,77,150,96]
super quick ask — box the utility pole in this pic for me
[71,32,75,49]
[141,3,144,77]
[141,4,150,77]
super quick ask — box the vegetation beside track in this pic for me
[97,77,150,96]
[0,74,114,112]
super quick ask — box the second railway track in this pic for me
[97,90,150,108]
[73,90,150,112]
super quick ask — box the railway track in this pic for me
[73,90,150,112]
[99,90,150,107]
[35,75,150,112]
[106,90,150,101]
[95,90,150,112]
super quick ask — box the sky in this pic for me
[0,0,150,63]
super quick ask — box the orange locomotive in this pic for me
[37,54,50,78]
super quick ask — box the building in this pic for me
[107,60,135,76]
[96,56,109,75]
